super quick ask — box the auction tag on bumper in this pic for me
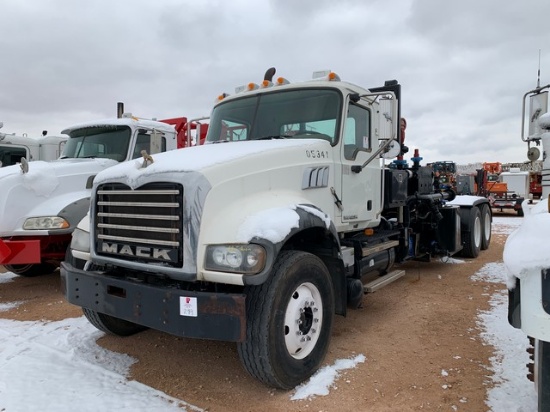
[179,296,198,317]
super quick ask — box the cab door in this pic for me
[339,101,383,227]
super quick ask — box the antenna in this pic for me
[537,49,541,88]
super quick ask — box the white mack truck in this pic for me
[0,122,67,167]
[0,106,207,277]
[61,69,492,389]
[505,80,550,411]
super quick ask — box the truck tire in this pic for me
[537,339,550,411]
[480,204,492,250]
[237,250,334,389]
[461,207,481,258]
[4,263,56,277]
[82,308,147,336]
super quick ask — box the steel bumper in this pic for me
[60,262,247,342]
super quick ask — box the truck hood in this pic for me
[90,139,334,276]
[93,139,331,189]
[0,158,117,235]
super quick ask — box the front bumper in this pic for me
[60,262,247,342]
[0,234,72,265]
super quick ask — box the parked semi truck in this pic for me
[0,106,207,276]
[505,80,550,411]
[61,69,492,389]
[0,122,67,167]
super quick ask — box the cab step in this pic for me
[363,269,406,293]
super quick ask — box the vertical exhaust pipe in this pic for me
[117,102,124,118]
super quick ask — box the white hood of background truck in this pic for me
[0,158,117,235]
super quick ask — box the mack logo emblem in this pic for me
[100,241,177,262]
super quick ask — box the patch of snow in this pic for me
[0,316,202,412]
[290,354,366,401]
[0,301,23,312]
[237,205,299,243]
[0,272,18,283]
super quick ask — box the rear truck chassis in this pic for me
[489,194,524,216]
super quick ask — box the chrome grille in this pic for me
[95,183,183,266]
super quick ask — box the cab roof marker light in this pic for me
[235,85,246,93]
[247,82,259,91]
[216,92,229,102]
[261,80,273,88]
[328,72,341,81]
[311,70,341,82]
[275,77,290,86]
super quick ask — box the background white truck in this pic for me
[505,80,550,411]
[0,106,207,276]
[0,122,67,167]
[61,69,492,389]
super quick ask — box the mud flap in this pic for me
[508,277,521,329]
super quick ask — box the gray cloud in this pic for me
[1,0,549,165]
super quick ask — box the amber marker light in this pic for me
[275,77,290,86]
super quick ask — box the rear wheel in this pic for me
[237,250,334,389]
[83,308,147,336]
[480,204,492,250]
[536,339,550,411]
[4,263,56,277]
[461,207,482,258]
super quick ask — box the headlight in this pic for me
[70,227,90,253]
[23,216,70,230]
[205,244,266,274]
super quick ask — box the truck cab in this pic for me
[0,122,67,167]
[0,115,179,276]
[506,82,550,411]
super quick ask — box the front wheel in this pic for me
[237,250,335,389]
[83,308,147,336]
[461,207,482,258]
[4,263,57,277]
[536,339,550,411]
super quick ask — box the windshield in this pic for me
[0,145,27,167]
[61,126,131,161]
[206,89,342,144]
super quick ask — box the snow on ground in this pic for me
[0,216,537,411]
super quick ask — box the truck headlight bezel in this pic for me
[23,216,70,230]
[205,244,266,274]
[70,227,90,253]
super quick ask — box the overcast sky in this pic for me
[1,0,549,165]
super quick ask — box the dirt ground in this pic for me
[0,221,516,412]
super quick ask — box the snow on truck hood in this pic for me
[93,139,328,188]
[0,158,117,197]
[0,158,117,234]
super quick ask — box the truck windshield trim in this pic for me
[61,126,132,162]
[206,88,343,145]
